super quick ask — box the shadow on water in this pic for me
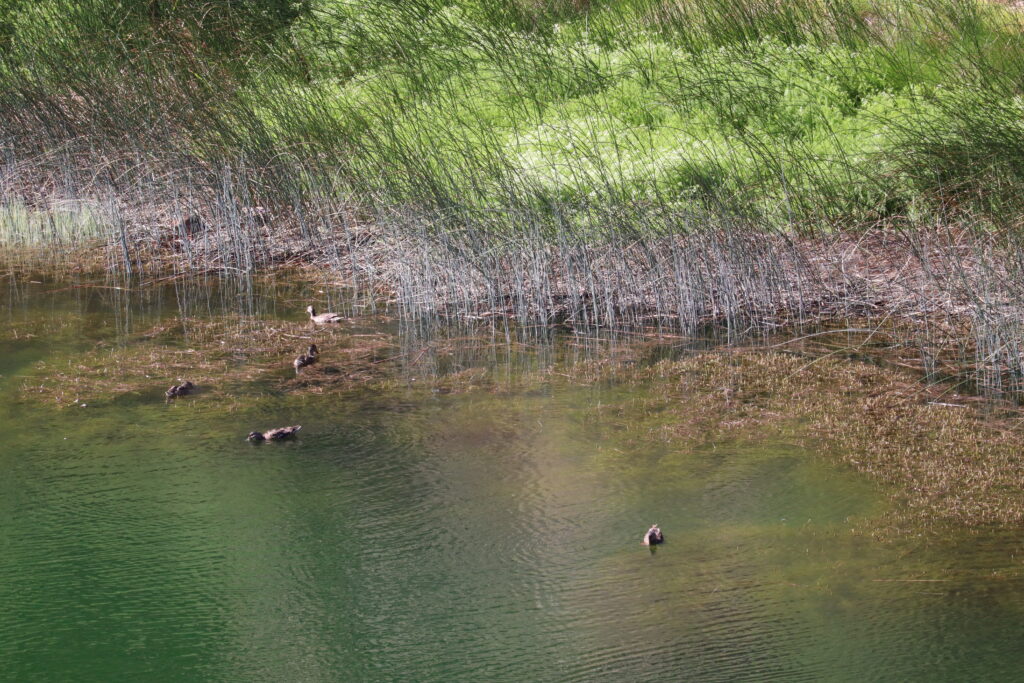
[4,274,1024,681]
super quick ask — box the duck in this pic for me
[642,524,664,546]
[306,305,344,324]
[165,380,195,399]
[293,344,319,373]
[247,425,302,442]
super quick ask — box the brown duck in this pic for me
[165,381,195,399]
[293,344,319,373]
[642,524,664,546]
[306,305,344,324]
[247,425,302,442]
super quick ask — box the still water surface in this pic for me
[3,276,1024,681]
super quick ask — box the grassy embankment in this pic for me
[5,0,1024,394]
[7,1,1024,223]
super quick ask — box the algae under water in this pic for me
[3,276,1024,681]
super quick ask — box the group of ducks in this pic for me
[165,304,345,442]
[167,304,667,544]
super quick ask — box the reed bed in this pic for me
[6,0,1024,402]
[6,176,1024,400]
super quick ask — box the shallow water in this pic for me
[4,275,1024,681]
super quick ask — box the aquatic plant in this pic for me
[15,315,396,407]
[572,349,1024,533]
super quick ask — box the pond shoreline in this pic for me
[6,216,1013,398]
[0,219,995,324]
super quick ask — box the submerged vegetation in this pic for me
[586,350,1024,533]
[12,314,396,408]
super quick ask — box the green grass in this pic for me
[5,0,1024,232]
[0,200,108,246]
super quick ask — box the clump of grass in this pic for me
[0,200,113,271]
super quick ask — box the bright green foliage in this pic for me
[5,0,1024,230]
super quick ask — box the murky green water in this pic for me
[4,275,1024,681]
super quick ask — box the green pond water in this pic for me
[4,275,1024,681]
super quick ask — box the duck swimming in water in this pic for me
[642,524,664,546]
[247,425,302,442]
[165,380,195,399]
[293,344,319,373]
[306,305,344,325]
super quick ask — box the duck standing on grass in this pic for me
[642,523,664,546]
[306,305,344,325]
[247,425,302,442]
[165,380,195,399]
[293,344,319,374]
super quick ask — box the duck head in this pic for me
[246,431,265,442]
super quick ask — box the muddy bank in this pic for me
[82,208,1024,393]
